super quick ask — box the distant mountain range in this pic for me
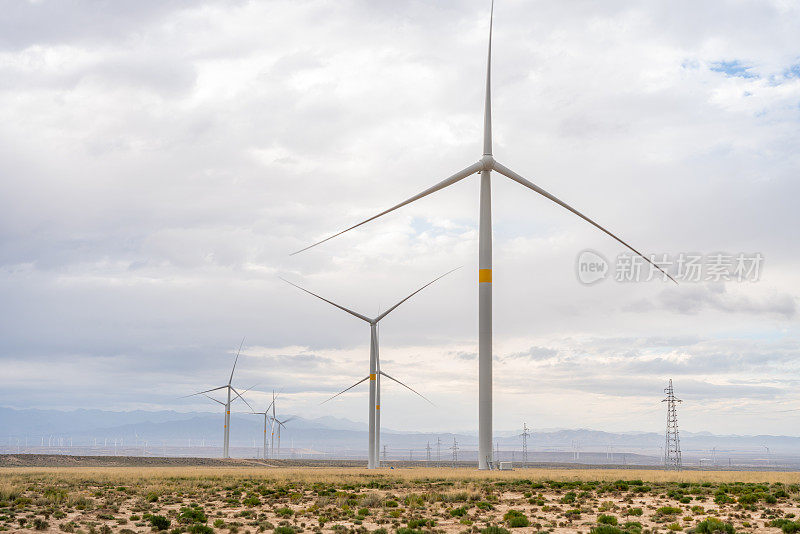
[1,406,798,466]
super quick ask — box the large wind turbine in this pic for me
[283,270,453,468]
[183,339,254,458]
[293,2,675,469]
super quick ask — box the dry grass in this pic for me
[0,467,800,494]
[2,465,798,485]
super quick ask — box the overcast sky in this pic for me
[1,0,798,437]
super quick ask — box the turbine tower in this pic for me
[183,339,253,458]
[283,270,453,468]
[293,1,675,469]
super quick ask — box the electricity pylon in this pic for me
[520,423,531,464]
[662,379,682,470]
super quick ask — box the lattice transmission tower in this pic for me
[662,379,682,470]
[520,423,531,464]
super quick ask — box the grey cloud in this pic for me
[506,346,558,361]
[0,1,208,50]
[626,284,796,318]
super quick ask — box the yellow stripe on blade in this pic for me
[479,269,492,283]
[370,374,376,380]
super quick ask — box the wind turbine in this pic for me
[183,339,254,458]
[251,395,277,460]
[282,269,452,468]
[266,391,294,459]
[292,2,675,469]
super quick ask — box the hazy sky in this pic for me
[1,0,798,436]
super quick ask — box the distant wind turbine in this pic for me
[183,338,254,458]
[251,395,277,460]
[282,269,453,468]
[292,1,675,469]
[268,391,294,459]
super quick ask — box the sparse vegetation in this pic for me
[0,466,797,534]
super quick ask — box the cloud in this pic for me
[0,0,798,437]
[626,283,796,318]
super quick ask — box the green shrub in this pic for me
[481,527,510,534]
[188,526,213,534]
[598,515,618,526]
[771,520,800,534]
[145,492,159,503]
[738,493,758,505]
[274,527,295,534]
[695,518,735,534]
[178,507,207,524]
[656,506,682,516]
[243,495,261,506]
[714,492,734,505]
[589,526,625,534]
[561,492,577,503]
[275,507,293,517]
[501,510,528,529]
[626,508,643,516]
[33,518,49,530]
[149,515,170,531]
[450,507,467,517]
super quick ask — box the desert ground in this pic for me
[1,458,799,534]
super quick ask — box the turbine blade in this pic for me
[379,371,435,406]
[492,160,677,284]
[230,385,256,412]
[229,337,245,385]
[280,278,372,322]
[291,161,484,255]
[180,385,227,398]
[320,376,371,404]
[483,0,494,156]
[375,266,461,322]
[203,394,225,406]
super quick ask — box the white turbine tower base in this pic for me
[293,1,675,469]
